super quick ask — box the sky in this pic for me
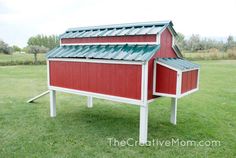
[0,0,236,47]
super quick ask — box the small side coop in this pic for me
[46,21,200,144]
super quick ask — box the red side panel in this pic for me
[61,35,156,44]
[155,64,177,95]
[147,58,156,100]
[156,29,177,58]
[147,28,177,99]
[181,69,198,94]
[49,61,142,100]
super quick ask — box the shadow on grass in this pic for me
[47,101,207,142]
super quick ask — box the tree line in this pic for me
[0,33,235,62]
[25,35,59,63]
[0,35,59,63]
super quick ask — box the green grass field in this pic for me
[0,60,236,157]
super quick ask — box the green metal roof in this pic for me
[47,44,160,61]
[60,21,176,39]
[156,58,200,70]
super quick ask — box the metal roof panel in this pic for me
[60,21,175,39]
[47,44,160,61]
[147,26,163,34]
[156,58,200,70]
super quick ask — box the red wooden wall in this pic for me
[147,28,177,99]
[155,64,177,95]
[61,35,156,44]
[54,28,181,100]
[156,29,176,58]
[181,70,198,94]
[49,61,142,100]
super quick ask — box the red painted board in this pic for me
[61,35,156,44]
[49,61,142,100]
[155,64,177,95]
[181,69,198,94]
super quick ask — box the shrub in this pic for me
[227,47,236,59]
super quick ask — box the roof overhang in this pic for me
[155,58,200,72]
[46,44,160,62]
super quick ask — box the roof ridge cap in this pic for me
[67,20,172,32]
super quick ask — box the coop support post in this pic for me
[139,62,148,144]
[139,104,148,144]
[50,90,56,117]
[170,97,177,125]
[87,96,93,108]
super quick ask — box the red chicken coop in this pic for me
[46,21,200,144]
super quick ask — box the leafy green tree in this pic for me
[176,32,186,51]
[186,34,201,52]
[12,45,21,52]
[26,45,48,63]
[227,35,234,50]
[0,40,12,54]
[27,35,59,50]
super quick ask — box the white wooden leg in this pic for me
[139,104,148,144]
[50,90,56,117]
[170,98,177,125]
[87,96,93,108]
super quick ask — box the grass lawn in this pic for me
[0,60,236,157]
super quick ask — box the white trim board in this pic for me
[142,62,149,106]
[181,68,200,72]
[47,60,50,87]
[49,86,144,106]
[155,61,180,72]
[48,58,144,65]
[176,71,182,97]
[167,26,182,58]
[179,88,199,98]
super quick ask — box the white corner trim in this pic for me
[181,68,200,72]
[156,33,160,45]
[155,61,179,72]
[48,58,144,65]
[49,86,144,106]
[152,60,157,95]
[47,60,50,88]
[197,69,200,90]
[61,42,157,46]
[176,70,182,98]
[179,88,199,98]
[142,62,149,106]
[141,64,145,103]
[166,26,182,58]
